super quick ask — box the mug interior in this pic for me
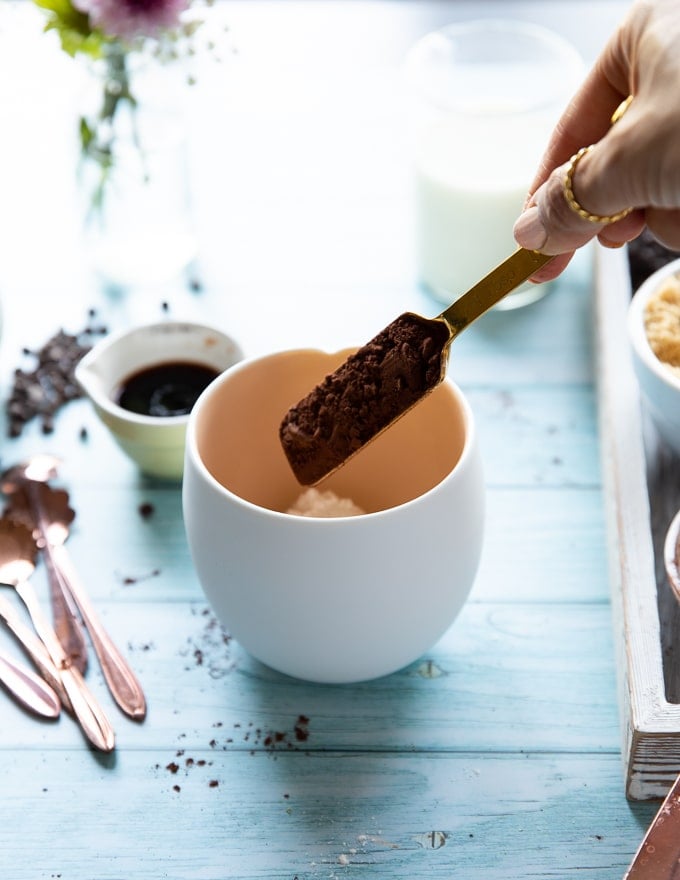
[192,348,470,514]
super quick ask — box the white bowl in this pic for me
[75,321,243,480]
[628,258,680,455]
[182,347,485,684]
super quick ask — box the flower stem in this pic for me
[80,44,138,211]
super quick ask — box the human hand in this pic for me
[513,0,680,283]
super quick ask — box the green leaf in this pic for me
[32,0,104,58]
[79,116,94,152]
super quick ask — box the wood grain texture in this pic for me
[0,751,657,880]
[0,601,621,752]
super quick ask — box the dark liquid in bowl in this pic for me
[116,361,220,417]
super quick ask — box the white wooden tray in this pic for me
[595,244,680,801]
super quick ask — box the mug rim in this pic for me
[185,347,478,520]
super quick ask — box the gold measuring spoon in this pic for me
[0,518,115,752]
[2,455,88,674]
[279,100,638,486]
[0,647,60,719]
[280,248,553,485]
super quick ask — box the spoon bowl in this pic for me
[0,518,115,751]
[1,454,61,494]
[2,462,87,673]
[4,482,146,720]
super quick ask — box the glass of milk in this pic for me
[405,20,584,309]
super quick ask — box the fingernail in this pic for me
[513,206,547,251]
[598,236,626,250]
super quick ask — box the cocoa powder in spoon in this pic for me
[279,312,450,485]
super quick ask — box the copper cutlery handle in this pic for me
[624,770,680,878]
[41,539,89,674]
[0,594,71,711]
[0,650,61,719]
[57,662,115,753]
[15,579,115,752]
[51,544,146,720]
[23,480,88,674]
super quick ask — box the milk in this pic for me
[405,20,584,308]
[414,115,550,302]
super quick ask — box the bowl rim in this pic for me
[628,256,680,393]
[75,319,244,428]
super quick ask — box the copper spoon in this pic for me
[0,648,60,719]
[1,456,88,674]
[0,519,115,752]
[622,768,680,878]
[0,593,71,710]
[6,480,146,721]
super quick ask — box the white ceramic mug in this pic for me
[182,347,485,683]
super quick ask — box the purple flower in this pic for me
[75,0,190,41]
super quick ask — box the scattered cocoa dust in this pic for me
[159,716,311,792]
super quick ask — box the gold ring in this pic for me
[563,145,634,225]
[611,94,633,125]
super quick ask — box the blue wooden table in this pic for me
[0,1,660,877]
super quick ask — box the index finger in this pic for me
[526,1,636,201]
[527,67,628,201]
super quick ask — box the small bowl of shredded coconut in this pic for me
[628,257,680,455]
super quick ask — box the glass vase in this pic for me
[78,47,197,290]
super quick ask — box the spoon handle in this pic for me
[25,484,89,675]
[0,594,71,711]
[41,540,89,674]
[439,248,554,336]
[14,578,115,752]
[0,650,61,719]
[51,544,147,721]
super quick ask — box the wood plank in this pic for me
[0,750,655,880]
[0,601,621,754]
